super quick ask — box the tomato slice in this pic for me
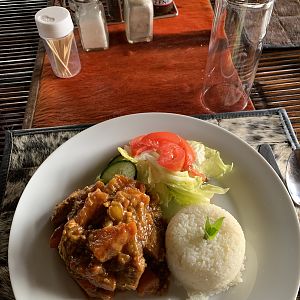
[130,132,177,156]
[157,141,185,171]
[130,135,154,156]
[142,132,182,144]
[178,138,195,169]
[130,132,198,173]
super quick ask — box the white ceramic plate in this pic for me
[8,113,300,300]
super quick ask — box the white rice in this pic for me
[165,204,245,299]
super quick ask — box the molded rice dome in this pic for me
[165,204,245,297]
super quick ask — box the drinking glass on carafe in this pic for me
[200,0,275,113]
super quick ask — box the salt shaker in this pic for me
[35,6,81,78]
[124,0,153,44]
[74,0,109,51]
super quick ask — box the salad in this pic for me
[99,132,232,219]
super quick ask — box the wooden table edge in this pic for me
[23,39,45,129]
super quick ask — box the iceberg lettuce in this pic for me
[118,140,232,219]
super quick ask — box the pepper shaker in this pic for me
[74,0,109,51]
[124,0,153,44]
[35,6,81,78]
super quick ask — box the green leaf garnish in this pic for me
[204,216,225,240]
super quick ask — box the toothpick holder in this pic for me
[35,6,81,78]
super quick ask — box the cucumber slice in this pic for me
[108,154,128,166]
[100,161,136,184]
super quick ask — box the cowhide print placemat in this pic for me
[0,109,299,300]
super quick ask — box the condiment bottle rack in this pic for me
[54,0,178,24]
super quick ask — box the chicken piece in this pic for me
[104,175,145,195]
[88,222,137,262]
[70,256,117,292]
[75,278,114,300]
[59,219,86,260]
[50,175,169,299]
[113,187,153,246]
[75,188,108,227]
[51,180,105,227]
[115,237,146,291]
[59,219,118,292]
[144,218,167,261]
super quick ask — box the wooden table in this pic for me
[23,0,254,129]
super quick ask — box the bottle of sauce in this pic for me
[153,0,173,15]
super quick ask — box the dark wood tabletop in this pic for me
[23,0,254,129]
[1,0,299,168]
